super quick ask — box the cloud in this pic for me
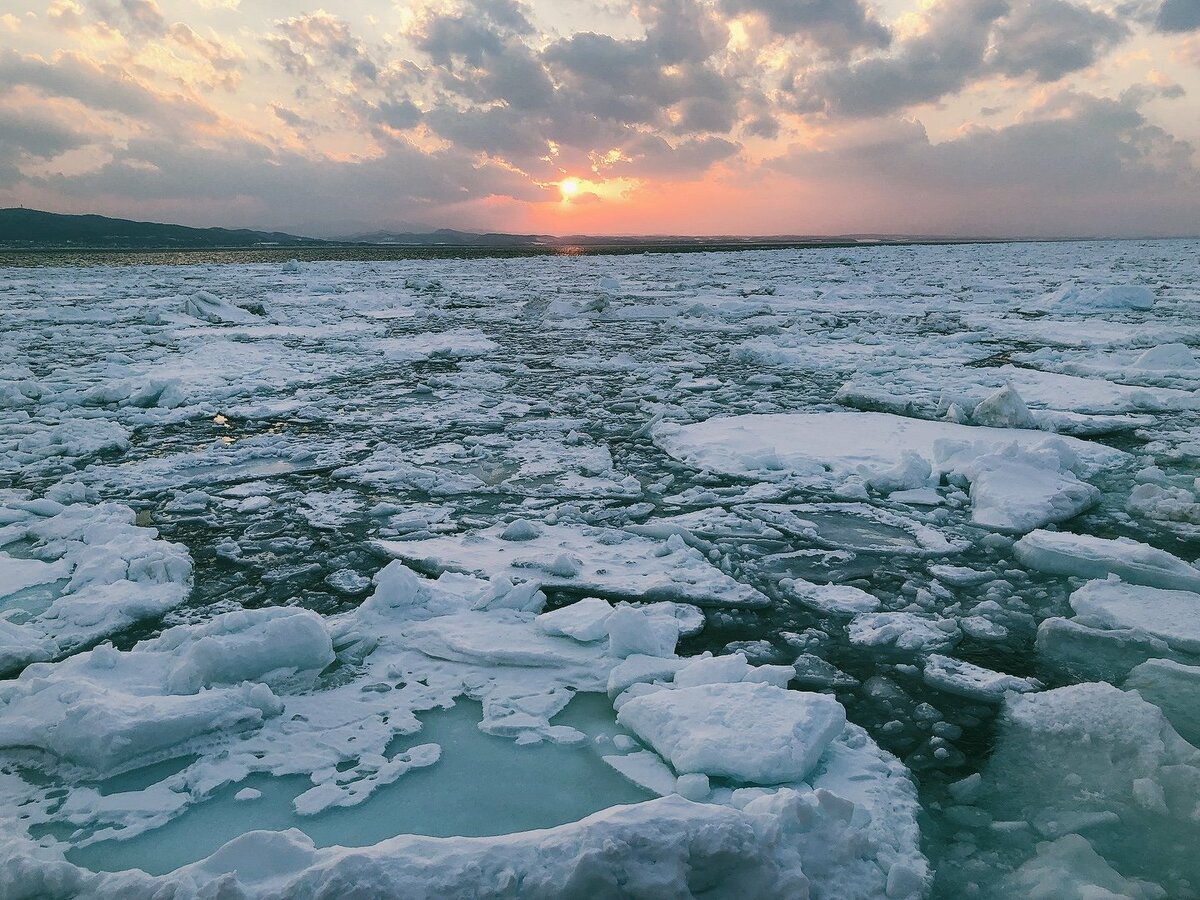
[788,0,1132,117]
[406,0,553,111]
[788,0,1008,116]
[265,11,377,83]
[87,0,167,38]
[0,49,218,129]
[599,133,741,178]
[541,0,739,133]
[719,0,890,55]
[25,131,549,228]
[1,0,1194,235]
[167,23,245,89]
[768,86,1199,235]
[1156,0,1200,31]
[0,107,89,157]
[989,0,1128,81]
[46,0,87,30]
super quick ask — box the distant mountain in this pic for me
[0,208,329,249]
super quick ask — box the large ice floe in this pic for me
[653,411,1126,533]
[2,239,1199,898]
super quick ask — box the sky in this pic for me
[1,0,1198,238]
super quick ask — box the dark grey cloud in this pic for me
[394,0,744,184]
[270,103,320,132]
[29,133,548,227]
[789,0,1006,116]
[637,0,732,64]
[720,0,891,54]
[602,133,741,178]
[789,0,1132,117]
[0,108,89,186]
[1156,0,1200,31]
[423,105,550,158]
[742,114,781,138]
[371,98,423,131]
[542,0,739,133]
[989,0,1128,81]
[407,0,554,111]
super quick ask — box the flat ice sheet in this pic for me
[653,411,1126,481]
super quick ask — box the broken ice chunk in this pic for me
[1069,579,1200,654]
[1125,659,1200,746]
[922,655,1042,703]
[1015,531,1200,592]
[848,612,961,653]
[375,522,769,608]
[783,579,882,615]
[535,597,615,642]
[616,681,846,784]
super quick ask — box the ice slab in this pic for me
[839,363,1199,420]
[0,607,331,773]
[1015,531,1200,592]
[616,681,846,784]
[922,654,1042,703]
[1070,579,1200,654]
[979,683,1200,896]
[654,412,1125,533]
[374,522,769,608]
[1125,659,1200,746]
[783,580,882,615]
[848,612,961,653]
[372,329,498,361]
[1036,616,1191,683]
[654,411,1123,480]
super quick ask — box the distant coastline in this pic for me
[1,208,1193,267]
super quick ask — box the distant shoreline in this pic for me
[3,235,1192,268]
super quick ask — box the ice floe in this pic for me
[655,411,1125,533]
[374,522,770,608]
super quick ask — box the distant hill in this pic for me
[0,208,329,249]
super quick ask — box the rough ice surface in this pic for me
[2,239,1198,898]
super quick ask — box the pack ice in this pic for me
[1,239,1198,899]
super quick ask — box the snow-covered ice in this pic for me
[2,238,1198,898]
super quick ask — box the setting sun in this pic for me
[558,177,580,200]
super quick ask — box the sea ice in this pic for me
[1014,530,1200,592]
[654,411,1124,532]
[0,497,192,674]
[374,522,770,608]
[617,681,847,784]
[1069,578,1200,654]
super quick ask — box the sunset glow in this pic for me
[558,178,581,201]
[0,1,1196,237]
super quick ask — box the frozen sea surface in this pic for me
[1,239,1199,898]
